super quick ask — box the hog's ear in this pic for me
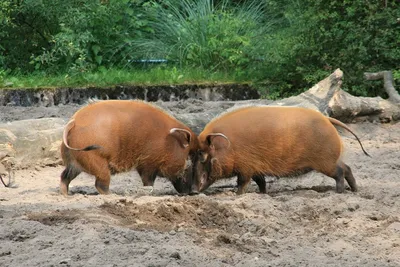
[206,133,230,150]
[169,128,192,149]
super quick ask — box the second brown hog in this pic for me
[193,106,370,194]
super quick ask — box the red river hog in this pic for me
[60,100,198,195]
[193,106,370,195]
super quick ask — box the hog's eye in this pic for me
[198,151,208,163]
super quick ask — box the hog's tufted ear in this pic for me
[205,133,230,149]
[169,128,192,148]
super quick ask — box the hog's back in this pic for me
[68,100,178,163]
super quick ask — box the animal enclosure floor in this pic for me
[1,122,400,267]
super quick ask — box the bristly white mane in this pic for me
[86,98,100,105]
[209,103,304,124]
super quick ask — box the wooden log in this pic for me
[364,71,400,103]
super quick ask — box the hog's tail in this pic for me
[63,119,101,151]
[328,117,370,157]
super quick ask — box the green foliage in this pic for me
[30,0,153,73]
[0,0,153,74]
[393,70,400,82]
[0,0,398,97]
[259,0,400,97]
[0,69,8,86]
[131,0,273,76]
[0,0,61,71]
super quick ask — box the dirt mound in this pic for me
[101,197,244,233]
[27,197,246,236]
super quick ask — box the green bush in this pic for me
[0,0,398,97]
[31,0,154,73]
[0,0,153,74]
[0,0,62,71]
[130,0,273,77]
[258,0,400,97]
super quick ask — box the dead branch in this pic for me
[364,71,400,103]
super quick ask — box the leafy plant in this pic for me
[259,0,400,97]
[129,0,273,75]
[0,0,398,98]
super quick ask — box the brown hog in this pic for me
[60,100,198,196]
[193,106,370,195]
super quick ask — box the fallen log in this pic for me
[168,68,400,124]
[364,71,400,103]
[264,68,400,123]
[327,70,400,122]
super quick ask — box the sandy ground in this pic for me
[0,104,400,267]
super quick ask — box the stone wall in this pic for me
[0,84,260,107]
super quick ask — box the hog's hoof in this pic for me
[95,180,110,195]
[142,186,154,194]
[350,186,358,192]
[236,189,246,195]
[97,188,110,195]
[60,183,69,196]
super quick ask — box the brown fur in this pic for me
[60,100,198,196]
[194,106,369,194]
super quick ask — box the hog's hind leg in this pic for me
[93,163,112,195]
[252,175,267,194]
[78,156,111,194]
[326,160,357,193]
[60,164,81,196]
[343,163,357,192]
[319,162,345,193]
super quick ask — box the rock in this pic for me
[347,203,360,212]
[388,222,400,233]
[367,212,388,221]
[0,118,65,168]
[217,233,233,244]
[0,129,17,142]
[0,251,11,257]
[59,258,71,265]
[169,230,176,235]
[170,252,181,260]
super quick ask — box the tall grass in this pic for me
[128,0,274,74]
[0,66,246,89]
